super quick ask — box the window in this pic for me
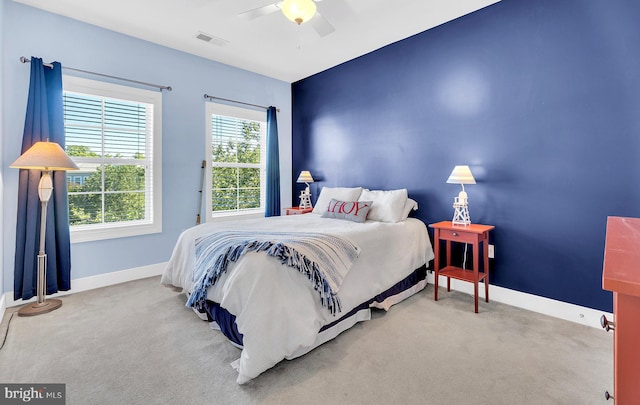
[63,76,162,243]
[205,102,266,220]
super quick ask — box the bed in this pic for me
[161,187,435,384]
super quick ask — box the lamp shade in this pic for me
[296,170,314,183]
[446,165,476,185]
[281,0,317,25]
[10,141,79,171]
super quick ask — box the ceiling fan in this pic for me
[239,0,336,37]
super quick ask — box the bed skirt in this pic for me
[202,264,428,348]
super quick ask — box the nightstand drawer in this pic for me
[438,228,477,243]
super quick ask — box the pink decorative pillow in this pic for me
[321,199,373,223]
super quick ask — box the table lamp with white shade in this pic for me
[11,141,79,316]
[446,165,476,226]
[296,170,314,209]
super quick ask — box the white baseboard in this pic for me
[2,262,166,310]
[1,264,609,330]
[427,272,611,329]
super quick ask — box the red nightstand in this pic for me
[429,221,495,313]
[285,207,313,215]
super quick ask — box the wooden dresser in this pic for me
[602,216,640,402]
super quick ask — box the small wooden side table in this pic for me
[285,207,313,215]
[429,221,495,313]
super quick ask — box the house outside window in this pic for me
[63,76,162,243]
[205,102,266,220]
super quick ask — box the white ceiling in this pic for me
[15,0,500,83]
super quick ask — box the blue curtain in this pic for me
[265,106,281,216]
[14,57,72,300]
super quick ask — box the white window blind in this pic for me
[206,102,266,220]
[63,76,162,242]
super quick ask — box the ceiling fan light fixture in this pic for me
[281,0,317,25]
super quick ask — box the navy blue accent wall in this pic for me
[292,0,640,312]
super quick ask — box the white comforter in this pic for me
[161,214,434,384]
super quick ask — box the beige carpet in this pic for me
[0,276,612,405]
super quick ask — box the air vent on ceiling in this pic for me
[195,31,230,47]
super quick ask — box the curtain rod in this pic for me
[20,56,172,92]
[203,94,279,112]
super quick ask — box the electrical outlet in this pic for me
[488,244,495,259]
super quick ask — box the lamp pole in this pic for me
[19,170,63,316]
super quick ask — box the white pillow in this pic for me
[399,198,418,221]
[359,188,408,223]
[312,187,363,215]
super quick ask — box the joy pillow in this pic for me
[321,199,372,223]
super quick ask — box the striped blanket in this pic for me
[186,231,361,315]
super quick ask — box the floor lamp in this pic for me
[11,141,79,317]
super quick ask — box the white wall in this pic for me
[1,0,292,296]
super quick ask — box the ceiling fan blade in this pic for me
[309,12,335,37]
[238,3,280,21]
